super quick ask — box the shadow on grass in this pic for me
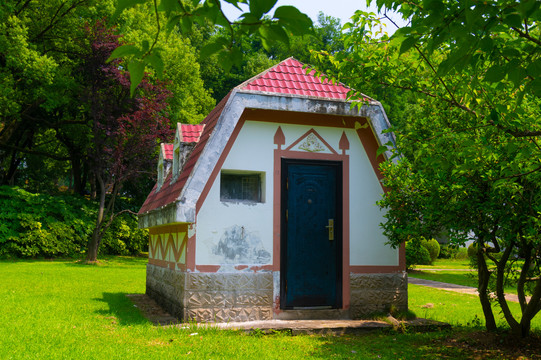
[93,292,150,326]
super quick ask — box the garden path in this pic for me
[408,277,529,303]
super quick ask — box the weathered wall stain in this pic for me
[213,225,271,264]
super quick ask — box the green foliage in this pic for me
[118,4,215,124]
[100,214,148,255]
[424,238,441,263]
[196,11,344,103]
[0,186,93,258]
[113,0,314,91]
[0,186,147,258]
[439,245,468,260]
[405,239,432,268]
[467,243,479,260]
[367,0,541,334]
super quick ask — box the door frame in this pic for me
[273,126,352,313]
[280,158,343,309]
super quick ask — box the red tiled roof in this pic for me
[180,124,204,143]
[139,58,357,218]
[240,57,352,99]
[138,93,232,215]
[162,143,173,160]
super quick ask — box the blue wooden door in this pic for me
[281,160,342,309]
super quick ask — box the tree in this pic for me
[110,0,314,91]
[194,11,344,102]
[118,3,215,124]
[372,0,541,337]
[82,21,173,262]
[314,1,541,337]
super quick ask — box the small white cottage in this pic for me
[138,58,406,322]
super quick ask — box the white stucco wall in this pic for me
[195,120,398,267]
[347,129,398,266]
[196,121,275,267]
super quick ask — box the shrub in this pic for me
[439,244,469,259]
[0,186,93,258]
[468,243,479,259]
[455,247,469,259]
[100,214,148,255]
[405,240,432,269]
[439,244,456,259]
[423,238,440,262]
[0,186,147,258]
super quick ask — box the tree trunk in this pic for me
[86,174,106,262]
[71,157,83,195]
[86,226,101,263]
[4,149,21,186]
[519,275,541,338]
[493,243,521,335]
[477,248,497,331]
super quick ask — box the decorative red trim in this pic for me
[274,126,285,148]
[196,119,247,213]
[284,128,338,155]
[234,265,274,272]
[339,131,350,154]
[342,155,350,309]
[274,127,350,311]
[248,265,273,272]
[149,224,186,235]
[148,224,189,268]
[241,108,361,128]
[355,127,385,183]
[195,265,221,272]
[148,258,187,271]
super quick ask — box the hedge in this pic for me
[0,186,147,258]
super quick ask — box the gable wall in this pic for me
[195,120,275,268]
[195,117,398,269]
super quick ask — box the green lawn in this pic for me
[1,257,540,359]
[414,258,471,269]
[409,259,522,295]
[409,284,541,329]
[409,270,479,288]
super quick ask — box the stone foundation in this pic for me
[147,265,407,322]
[146,264,186,319]
[349,272,408,318]
[146,264,273,322]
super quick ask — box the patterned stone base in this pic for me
[146,264,273,322]
[349,272,408,318]
[146,264,186,319]
[147,265,407,322]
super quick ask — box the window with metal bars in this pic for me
[220,172,262,203]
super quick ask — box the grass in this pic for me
[413,258,471,270]
[409,270,479,288]
[1,256,540,359]
[409,284,541,329]
[409,258,524,294]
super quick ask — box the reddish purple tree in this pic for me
[83,20,173,262]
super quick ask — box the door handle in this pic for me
[325,219,334,241]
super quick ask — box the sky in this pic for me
[221,0,407,34]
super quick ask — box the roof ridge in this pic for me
[238,57,362,100]
[236,57,299,90]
